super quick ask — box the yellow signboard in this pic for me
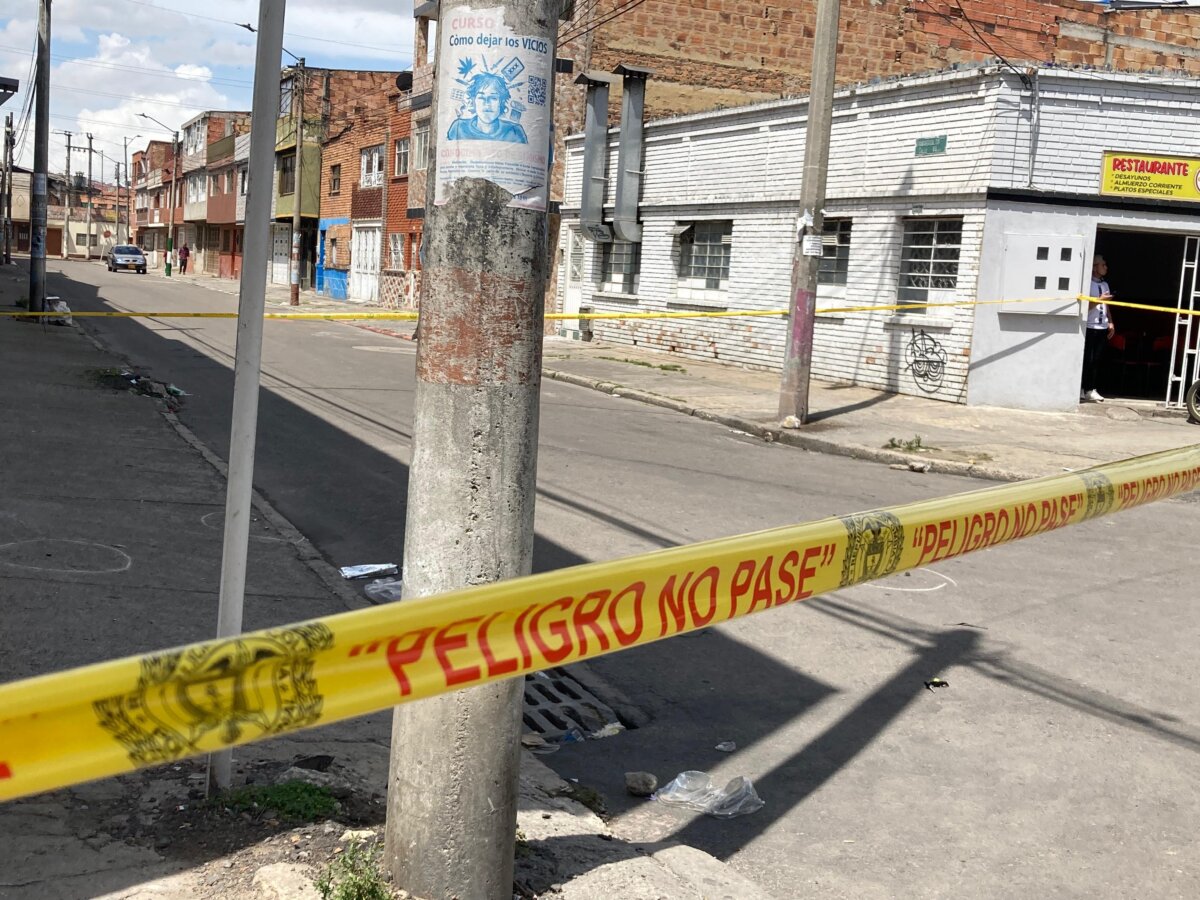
[1100,151,1200,201]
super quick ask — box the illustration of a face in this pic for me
[474,84,503,127]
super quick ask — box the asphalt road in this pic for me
[51,261,1200,899]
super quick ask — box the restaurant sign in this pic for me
[1100,151,1200,202]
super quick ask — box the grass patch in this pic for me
[597,355,687,374]
[316,840,391,900]
[884,435,937,453]
[562,783,607,817]
[515,828,534,859]
[218,780,337,822]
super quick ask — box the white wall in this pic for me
[560,66,1200,405]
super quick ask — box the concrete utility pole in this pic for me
[61,132,71,259]
[778,0,840,424]
[29,0,50,311]
[383,1,565,897]
[143,115,179,274]
[123,133,139,246]
[289,58,304,306]
[85,133,93,260]
[5,115,11,264]
[3,112,12,264]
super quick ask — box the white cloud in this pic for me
[2,0,416,170]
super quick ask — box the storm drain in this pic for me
[522,667,628,742]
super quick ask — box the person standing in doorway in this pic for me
[1081,254,1116,402]
[178,243,190,275]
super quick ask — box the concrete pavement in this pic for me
[242,282,1200,480]
[0,263,774,898]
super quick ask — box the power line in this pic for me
[912,0,1029,86]
[0,44,253,88]
[559,0,655,45]
[114,0,412,55]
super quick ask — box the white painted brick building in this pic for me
[557,66,1200,410]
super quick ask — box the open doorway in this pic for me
[1093,228,1188,400]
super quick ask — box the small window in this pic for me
[221,229,232,252]
[817,219,852,286]
[330,164,341,194]
[389,232,405,269]
[239,168,248,196]
[678,220,732,291]
[360,145,384,187]
[1034,276,1047,290]
[599,240,641,294]
[328,237,338,267]
[1058,276,1071,291]
[279,153,296,195]
[898,217,962,310]
[210,174,220,197]
[413,124,430,171]
[225,171,234,194]
[280,78,293,117]
[1036,246,1049,261]
[1060,247,1072,262]
[394,138,410,177]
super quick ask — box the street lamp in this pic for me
[123,133,142,246]
[138,113,179,276]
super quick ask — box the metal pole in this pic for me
[383,1,563,897]
[85,133,93,260]
[777,0,840,424]
[28,0,50,312]
[206,0,285,796]
[289,58,304,305]
[166,131,177,276]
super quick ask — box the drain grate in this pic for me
[522,667,627,741]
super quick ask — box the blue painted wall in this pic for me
[317,217,350,300]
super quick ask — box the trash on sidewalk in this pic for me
[166,383,190,397]
[924,677,950,691]
[625,771,658,797]
[590,722,625,739]
[714,741,736,752]
[653,770,765,818]
[47,298,72,326]
[362,576,404,602]
[339,563,399,580]
[522,734,559,755]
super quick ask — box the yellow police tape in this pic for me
[1,444,1198,802]
[2,293,1194,321]
[0,293,1104,321]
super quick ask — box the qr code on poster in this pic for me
[528,75,547,107]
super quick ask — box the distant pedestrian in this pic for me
[178,243,190,274]
[1081,254,1116,403]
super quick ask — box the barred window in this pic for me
[817,219,851,286]
[678,220,732,290]
[279,153,296,195]
[898,218,962,310]
[389,232,405,269]
[329,164,341,194]
[599,240,641,294]
[413,124,430,171]
[394,138,410,177]
[360,145,384,188]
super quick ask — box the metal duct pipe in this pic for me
[575,71,615,242]
[612,63,652,244]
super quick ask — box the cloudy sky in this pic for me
[0,0,415,178]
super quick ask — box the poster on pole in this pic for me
[435,6,553,211]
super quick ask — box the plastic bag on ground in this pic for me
[363,577,404,602]
[47,298,72,326]
[652,770,764,818]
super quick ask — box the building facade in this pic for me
[558,66,1200,412]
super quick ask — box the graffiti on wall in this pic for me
[905,328,947,393]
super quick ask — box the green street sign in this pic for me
[915,135,947,157]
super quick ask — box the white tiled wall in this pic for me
[559,66,1200,403]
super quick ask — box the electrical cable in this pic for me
[559,0,655,45]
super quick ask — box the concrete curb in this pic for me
[162,411,369,612]
[544,366,1033,484]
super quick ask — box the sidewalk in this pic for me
[0,266,773,898]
